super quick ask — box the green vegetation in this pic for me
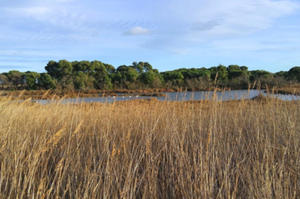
[0,60,300,90]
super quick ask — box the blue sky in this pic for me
[0,0,300,73]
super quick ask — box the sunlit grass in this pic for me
[0,94,299,198]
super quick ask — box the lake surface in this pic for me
[36,90,300,104]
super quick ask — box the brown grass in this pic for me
[276,85,300,95]
[0,95,299,198]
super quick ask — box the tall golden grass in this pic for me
[0,95,299,198]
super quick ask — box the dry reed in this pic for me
[0,94,299,198]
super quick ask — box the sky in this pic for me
[0,0,300,73]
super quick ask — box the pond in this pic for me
[35,90,300,104]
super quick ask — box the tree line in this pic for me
[0,60,299,90]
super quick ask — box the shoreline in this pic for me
[0,87,232,100]
[1,87,299,100]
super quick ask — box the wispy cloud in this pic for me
[124,26,150,35]
[167,0,299,39]
[0,0,299,72]
[22,6,51,16]
[192,20,221,32]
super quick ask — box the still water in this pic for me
[36,90,300,104]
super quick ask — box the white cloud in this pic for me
[5,0,298,40]
[0,0,299,65]
[173,0,299,36]
[22,6,51,17]
[124,26,150,35]
[138,0,300,51]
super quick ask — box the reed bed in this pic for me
[276,85,300,95]
[0,95,299,198]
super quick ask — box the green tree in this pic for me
[175,68,211,80]
[209,65,228,86]
[228,65,242,79]
[45,60,73,89]
[45,60,72,79]
[240,66,248,71]
[116,65,138,83]
[132,61,153,73]
[104,64,115,74]
[73,72,91,90]
[72,61,90,73]
[216,65,228,80]
[45,61,59,79]
[132,61,143,73]
[5,70,24,89]
[0,74,9,89]
[287,67,300,82]
[227,65,249,82]
[250,70,273,82]
[139,70,162,87]
[112,65,139,88]
[161,71,184,87]
[94,63,112,89]
[24,71,40,90]
[249,70,274,88]
[38,73,56,89]
[111,72,122,87]
[275,71,288,78]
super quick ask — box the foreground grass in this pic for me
[0,97,299,198]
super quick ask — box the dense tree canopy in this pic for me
[288,67,300,82]
[24,72,40,90]
[0,60,299,90]
[38,73,56,89]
